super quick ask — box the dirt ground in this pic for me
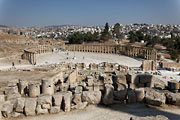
[9,104,180,120]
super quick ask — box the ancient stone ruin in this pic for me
[0,62,178,120]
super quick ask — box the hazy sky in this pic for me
[0,0,180,26]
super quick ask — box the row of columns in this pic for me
[22,50,37,65]
[66,45,157,61]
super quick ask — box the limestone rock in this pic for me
[24,98,37,116]
[36,105,48,115]
[103,84,114,105]
[82,91,102,104]
[0,94,5,102]
[165,92,180,106]
[15,98,25,113]
[128,90,136,103]
[71,102,88,110]
[62,92,72,112]
[37,95,52,106]
[135,88,145,102]
[72,93,82,105]
[53,92,63,106]
[145,88,166,106]
[1,101,13,118]
[50,106,60,114]
[114,90,127,101]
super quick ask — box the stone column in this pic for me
[41,78,54,95]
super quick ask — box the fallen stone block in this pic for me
[1,101,13,118]
[128,90,136,103]
[114,89,127,101]
[145,88,166,106]
[15,98,25,113]
[37,95,52,106]
[50,106,60,114]
[72,93,82,105]
[103,84,114,105]
[82,91,102,104]
[71,102,88,110]
[0,94,5,102]
[75,86,83,94]
[168,80,179,91]
[36,105,48,115]
[6,93,21,101]
[62,92,72,112]
[165,92,180,106]
[24,98,37,116]
[4,86,18,95]
[18,79,28,96]
[53,92,63,106]
[135,88,145,102]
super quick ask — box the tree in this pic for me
[68,32,84,44]
[113,23,121,39]
[101,22,111,41]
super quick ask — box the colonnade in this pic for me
[65,45,157,61]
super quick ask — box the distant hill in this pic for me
[0,25,8,27]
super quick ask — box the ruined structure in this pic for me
[22,45,52,64]
[142,60,157,71]
[0,62,178,119]
[22,44,157,65]
[65,44,157,61]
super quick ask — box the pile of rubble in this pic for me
[0,62,179,119]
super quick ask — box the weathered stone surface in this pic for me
[75,86,83,94]
[72,93,82,105]
[70,82,78,90]
[62,92,72,112]
[53,92,63,106]
[165,92,180,106]
[128,83,136,89]
[82,91,102,104]
[114,90,127,101]
[1,101,13,118]
[0,94,5,102]
[71,102,88,110]
[168,80,179,91]
[18,79,28,95]
[36,105,48,115]
[139,75,153,84]
[42,104,51,109]
[128,90,136,103]
[135,88,145,102]
[130,115,169,120]
[113,75,127,85]
[4,86,18,95]
[15,98,25,113]
[115,83,128,91]
[25,98,37,116]
[127,73,139,84]
[67,70,77,83]
[59,83,69,92]
[41,78,54,95]
[11,112,22,118]
[145,88,166,106]
[103,84,114,105]
[6,93,21,101]
[28,83,40,97]
[50,106,60,114]
[37,95,52,106]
